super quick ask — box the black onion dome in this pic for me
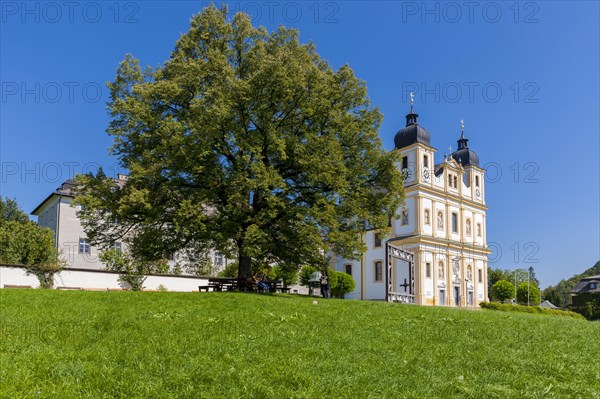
[451,132,479,167]
[394,111,431,149]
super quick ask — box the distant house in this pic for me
[570,275,600,296]
[31,176,228,275]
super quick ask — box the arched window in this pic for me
[438,261,445,279]
[437,212,444,230]
[466,219,472,236]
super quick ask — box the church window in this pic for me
[453,176,458,188]
[437,212,444,230]
[374,261,383,282]
[478,269,483,283]
[477,223,482,237]
[401,210,409,225]
[475,175,480,187]
[423,155,429,168]
[424,209,430,225]
[402,156,408,170]
[451,213,458,233]
[345,264,352,276]
[448,175,452,186]
[466,219,472,236]
[438,261,445,279]
[374,232,382,248]
[426,262,431,278]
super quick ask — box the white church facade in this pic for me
[332,103,490,306]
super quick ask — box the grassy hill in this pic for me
[1,290,599,398]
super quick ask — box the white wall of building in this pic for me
[0,265,208,292]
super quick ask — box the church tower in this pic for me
[332,96,490,307]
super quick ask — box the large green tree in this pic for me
[75,6,404,278]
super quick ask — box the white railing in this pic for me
[388,292,415,304]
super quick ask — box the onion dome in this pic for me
[450,120,479,167]
[394,95,431,149]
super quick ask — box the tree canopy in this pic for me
[490,280,515,303]
[0,197,62,288]
[542,260,600,307]
[75,5,404,278]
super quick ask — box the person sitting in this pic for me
[256,274,270,293]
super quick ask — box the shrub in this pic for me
[516,282,540,306]
[479,302,584,320]
[329,270,356,299]
[570,292,600,321]
[490,280,515,303]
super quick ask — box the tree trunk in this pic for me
[237,239,252,278]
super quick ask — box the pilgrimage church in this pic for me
[332,96,490,306]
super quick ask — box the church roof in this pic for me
[394,99,431,149]
[450,130,479,167]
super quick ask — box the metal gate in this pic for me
[386,243,415,303]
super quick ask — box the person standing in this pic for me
[320,272,330,298]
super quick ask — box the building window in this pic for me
[79,238,91,254]
[424,209,430,225]
[426,262,431,279]
[401,210,409,225]
[437,212,444,230]
[402,156,408,170]
[478,269,483,283]
[374,232,382,248]
[453,176,458,188]
[214,252,224,269]
[448,175,452,186]
[112,242,122,252]
[475,175,480,187]
[451,213,458,233]
[438,261,445,279]
[477,223,482,237]
[374,261,383,282]
[466,219,472,236]
[345,264,352,276]
[423,155,429,168]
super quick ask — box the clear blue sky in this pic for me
[1,1,598,287]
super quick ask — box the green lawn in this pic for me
[1,290,598,398]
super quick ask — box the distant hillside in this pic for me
[543,260,600,307]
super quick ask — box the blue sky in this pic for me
[1,1,598,287]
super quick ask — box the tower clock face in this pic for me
[422,169,430,179]
[475,187,481,198]
[402,168,411,179]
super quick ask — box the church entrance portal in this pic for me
[386,243,415,303]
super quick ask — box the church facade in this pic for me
[332,103,490,306]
